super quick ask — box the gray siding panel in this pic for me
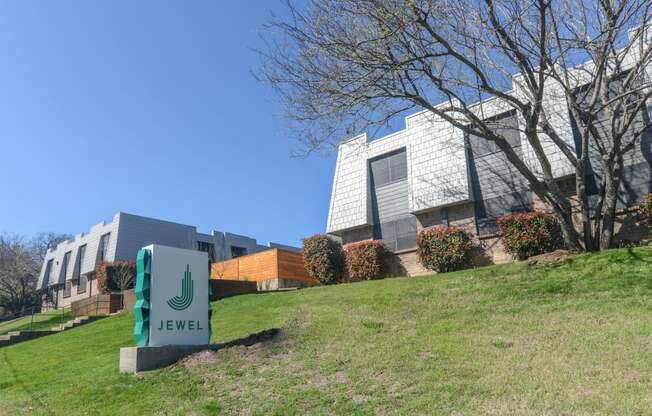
[468,112,533,234]
[113,213,196,261]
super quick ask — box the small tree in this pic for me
[96,261,136,293]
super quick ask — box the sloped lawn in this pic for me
[1,247,651,415]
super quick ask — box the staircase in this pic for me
[0,315,105,348]
[50,315,104,332]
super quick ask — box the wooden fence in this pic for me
[211,248,318,287]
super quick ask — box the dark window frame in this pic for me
[98,233,111,263]
[374,215,417,252]
[440,207,450,227]
[76,275,87,295]
[369,148,408,188]
[230,246,247,258]
[61,251,71,282]
[73,244,87,294]
[63,280,72,298]
[43,259,54,289]
[197,241,216,262]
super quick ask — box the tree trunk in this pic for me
[599,167,620,250]
[547,198,583,252]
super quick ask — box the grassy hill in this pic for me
[1,247,652,415]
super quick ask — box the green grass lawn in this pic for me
[1,247,652,415]
[0,309,73,335]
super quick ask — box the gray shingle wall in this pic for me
[37,215,118,289]
[327,110,469,234]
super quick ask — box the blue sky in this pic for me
[0,1,339,247]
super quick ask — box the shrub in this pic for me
[497,211,563,260]
[302,235,345,284]
[639,193,652,228]
[96,261,136,294]
[343,240,387,281]
[417,226,473,272]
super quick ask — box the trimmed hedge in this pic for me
[497,211,563,259]
[417,226,473,272]
[96,261,136,294]
[302,235,345,284]
[343,240,386,281]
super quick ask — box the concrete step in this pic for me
[2,314,107,348]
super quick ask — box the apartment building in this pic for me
[37,212,296,308]
[326,68,652,276]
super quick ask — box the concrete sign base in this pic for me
[119,344,218,373]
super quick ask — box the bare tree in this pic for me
[31,232,72,265]
[112,262,135,294]
[258,0,652,251]
[0,235,39,315]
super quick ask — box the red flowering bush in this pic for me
[417,226,473,272]
[497,212,563,260]
[95,261,136,294]
[302,235,345,284]
[344,240,387,281]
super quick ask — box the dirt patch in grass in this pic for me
[527,249,572,266]
[179,350,220,369]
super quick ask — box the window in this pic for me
[369,149,408,187]
[63,280,72,298]
[197,241,216,262]
[42,259,54,289]
[440,207,449,227]
[77,275,87,294]
[375,216,417,252]
[98,233,111,263]
[468,111,522,157]
[74,245,86,281]
[230,246,247,258]
[60,251,71,282]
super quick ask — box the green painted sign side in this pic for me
[134,248,151,347]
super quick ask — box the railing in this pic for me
[71,296,114,318]
[0,305,73,335]
[0,296,117,336]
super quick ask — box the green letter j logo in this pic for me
[167,264,194,311]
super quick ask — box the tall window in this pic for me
[42,259,54,289]
[98,233,111,263]
[63,280,72,298]
[440,207,449,227]
[369,149,416,251]
[61,251,71,282]
[230,246,247,258]
[75,245,86,279]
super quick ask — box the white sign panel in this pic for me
[146,244,210,347]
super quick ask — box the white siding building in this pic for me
[327,60,652,274]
